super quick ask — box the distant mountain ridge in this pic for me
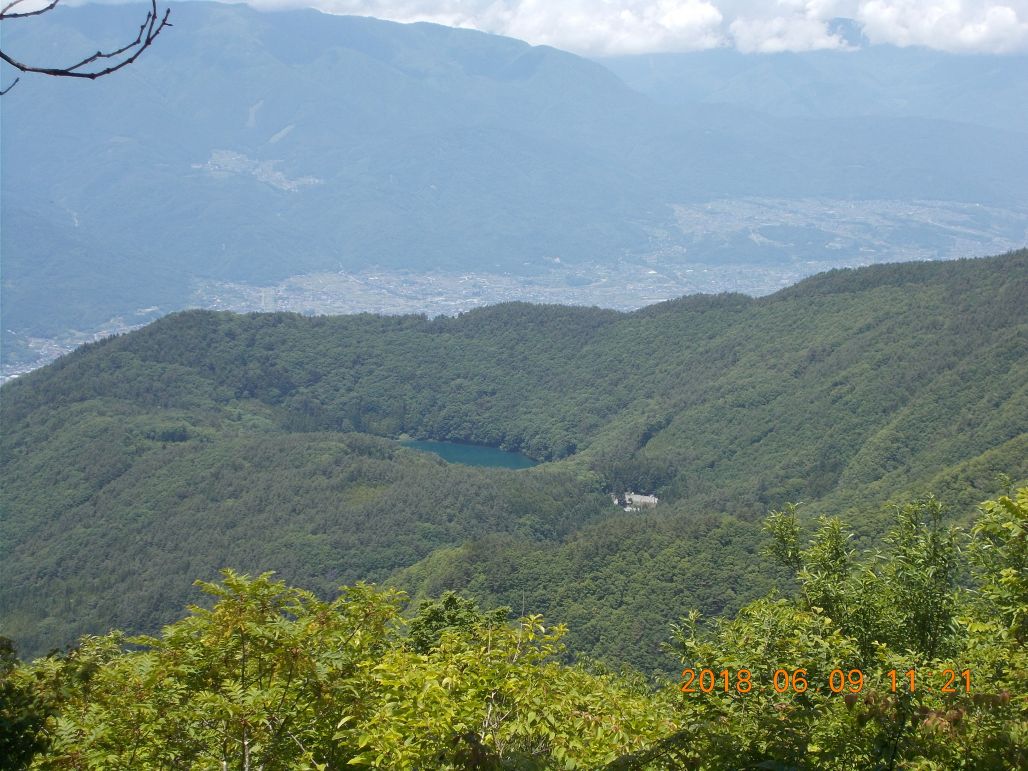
[3,1,1027,372]
[600,43,1028,130]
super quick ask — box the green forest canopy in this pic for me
[1,251,1025,670]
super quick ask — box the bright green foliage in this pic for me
[0,637,51,770]
[17,572,673,770]
[343,615,673,769]
[666,599,865,769]
[968,486,1028,645]
[876,497,960,659]
[25,572,403,769]
[765,497,961,660]
[406,592,510,654]
[763,503,805,571]
[8,489,1027,770]
[648,489,1028,770]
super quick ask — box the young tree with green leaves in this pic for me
[654,491,1027,770]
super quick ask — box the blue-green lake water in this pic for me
[400,440,538,469]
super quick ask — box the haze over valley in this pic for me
[2,1,1026,379]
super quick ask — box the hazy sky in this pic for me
[239,0,1028,55]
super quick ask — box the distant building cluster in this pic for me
[612,492,659,511]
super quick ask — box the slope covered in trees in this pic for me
[4,487,1025,769]
[1,251,1026,667]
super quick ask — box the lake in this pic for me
[400,439,538,469]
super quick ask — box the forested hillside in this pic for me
[1,251,1026,668]
[4,488,1026,769]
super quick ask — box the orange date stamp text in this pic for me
[680,668,973,695]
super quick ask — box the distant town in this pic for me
[5,196,1024,383]
[0,256,869,383]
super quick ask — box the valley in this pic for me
[3,3,1027,385]
[3,251,1024,670]
[7,195,1024,382]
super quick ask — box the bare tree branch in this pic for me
[0,0,170,94]
[1,0,61,21]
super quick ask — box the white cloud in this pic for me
[239,0,1028,54]
[499,0,726,55]
[857,1,1028,52]
[247,0,725,55]
[729,15,850,52]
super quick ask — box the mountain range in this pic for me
[3,1,1027,373]
[2,250,1024,668]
